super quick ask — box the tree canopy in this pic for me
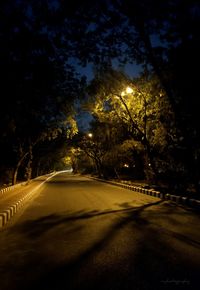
[0,0,199,194]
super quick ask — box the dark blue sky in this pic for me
[75,61,142,82]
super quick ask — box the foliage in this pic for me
[85,68,177,180]
[0,0,84,184]
[0,0,199,191]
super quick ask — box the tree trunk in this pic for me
[143,139,158,183]
[94,157,103,178]
[36,160,41,177]
[114,167,120,180]
[12,152,28,185]
[12,164,20,186]
[26,144,33,183]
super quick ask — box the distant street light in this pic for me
[123,163,129,168]
[88,133,93,138]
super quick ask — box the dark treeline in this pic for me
[0,0,84,185]
[0,0,200,196]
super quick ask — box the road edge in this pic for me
[87,176,200,211]
[0,172,58,229]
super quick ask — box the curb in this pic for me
[0,193,32,228]
[0,172,56,196]
[89,177,200,210]
[0,172,58,229]
[0,182,27,195]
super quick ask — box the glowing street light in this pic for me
[88,133,93,138]
[126,86,133,94]
[121,86,133,97]
[118,84,153,174]
[118,84,148,157]
[124,85,147,142]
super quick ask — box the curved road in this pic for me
[0,172,200,290]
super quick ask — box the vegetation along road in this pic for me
[0,172,200,290]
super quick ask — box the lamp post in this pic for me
[118,85,152,170]
[119,85,147,145]
[120,87,135,122]
[116,84,156,179]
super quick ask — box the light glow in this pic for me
[124,163,129,168]
[126,87,133,94]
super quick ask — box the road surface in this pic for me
[0,172,200,290]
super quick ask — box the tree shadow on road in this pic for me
[1,200,200,290]
[13,200,161,238]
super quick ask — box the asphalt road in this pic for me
[0,172,200,290]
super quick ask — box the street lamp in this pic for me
[125,86,133,94]
[119,84,154,176]
[123,163,129,168]
[88,133,93,138]
[121,85,147,142]
[117,85,150,167]
[113,85,147,144]
[121,86,133,96]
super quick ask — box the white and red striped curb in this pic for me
[89,177,200,210]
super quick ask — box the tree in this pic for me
[60,0,200,190]
[79,129,107,178]
[0,0,84,185]
[1,0,199,190]
[85,68,175,181]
